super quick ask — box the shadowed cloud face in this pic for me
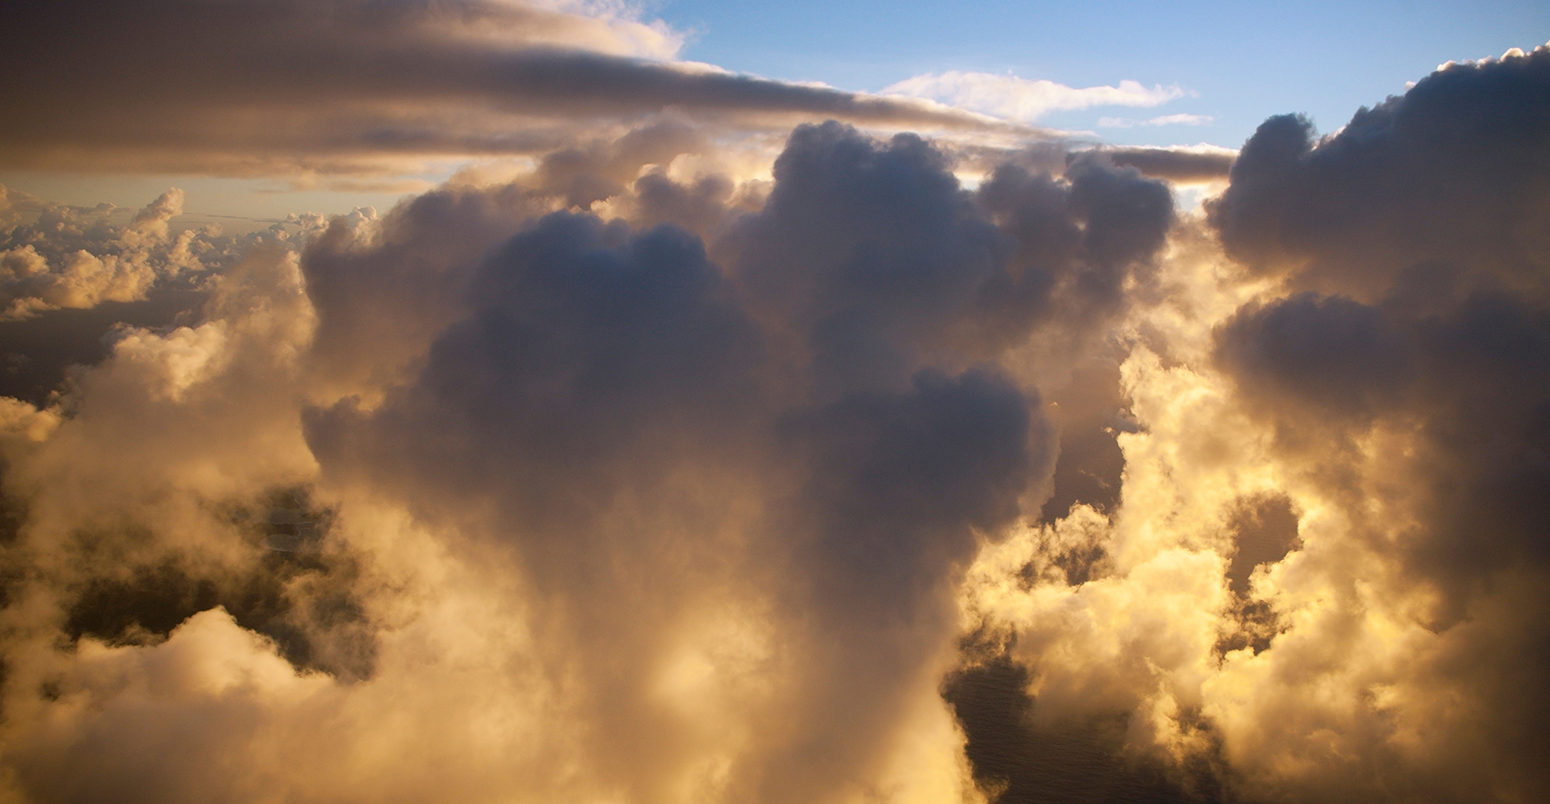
[1,38,1550,804]
[1210,50,1550,303]
[0,1,1018,178]
[299,126,1057,802]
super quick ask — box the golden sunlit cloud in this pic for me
[0,4,1548,801]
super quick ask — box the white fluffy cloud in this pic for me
[0,188,200,318]
[1098,113,1214,128]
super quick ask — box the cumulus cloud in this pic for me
[1,38,1549,804]
[0,188,204,319]
[0,186,330,403]
[884,72,1186,124]
[0,120,1097,803]
[1208,46,1550,302]
[951,44,1550,804]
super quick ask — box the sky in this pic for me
[661,0,1549,138]
[1,2,1549,803]
[5,0,1545,218]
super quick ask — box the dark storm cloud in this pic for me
[1222,493,1300,598]
[944,656,1218,804]
[629,170,738,234]
[1210,288,1550,801]
[304,209,785,800]
[0,0,1018,175]
[1035,355,1130,524]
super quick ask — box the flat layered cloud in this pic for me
[0,18,1547,804]
[0,1,1024,179]
[1094,144,1236,181]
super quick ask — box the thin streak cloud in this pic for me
[1098,113,1215,128]
[883,71,1186,124]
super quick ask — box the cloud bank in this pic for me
[0,0,1025,179]
[0,19,1548,804]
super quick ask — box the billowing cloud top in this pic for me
[0,14,1548,804]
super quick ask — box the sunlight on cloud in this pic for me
[883,71,1185,124]
[1098,113,1215,128]
[0,5,1548,801]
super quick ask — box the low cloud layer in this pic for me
[0,188,197,319]
[0,31,1547,804]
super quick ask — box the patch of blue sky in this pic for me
[657,0,1550,148]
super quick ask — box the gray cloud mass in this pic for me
[0,10,1548,803]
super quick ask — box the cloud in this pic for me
[0,1,1026,179]
[1079,144,1237,183]
[1098,113,1214,128]
[1207,45,1550,302]
[948,45,1550,804]
[2,41,1550,804]
[884,72,1185,124]
[298,123,1073,801]
[0,121,1076,802]
[0,188,202,319]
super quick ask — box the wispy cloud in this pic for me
[1097,112,1215,128]
[882,71,1185,124]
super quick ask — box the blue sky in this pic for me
[660,0,1550,147]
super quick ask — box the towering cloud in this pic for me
[954,45,1550,803]
[0,17,1547,804]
